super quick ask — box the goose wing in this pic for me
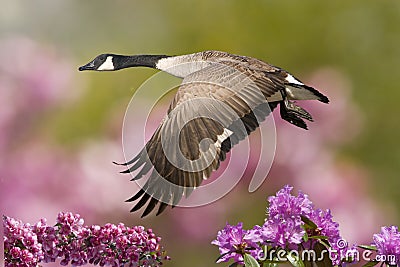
[122,61,285,217]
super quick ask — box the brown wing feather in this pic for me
[123,62,285,217]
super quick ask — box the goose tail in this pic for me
[284,74,329,103]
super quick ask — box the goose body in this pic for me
[79,50,329,217]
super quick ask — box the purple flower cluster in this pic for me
[211,223,261,263]
[373,226,400,265]
[262,185,313,249]
[261,185,345,254]
[3,216,44,267]
[212,185,348,265]
[3,212,169,267]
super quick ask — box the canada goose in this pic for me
[79,50,329,217]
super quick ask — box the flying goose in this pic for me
[79,50,329,217]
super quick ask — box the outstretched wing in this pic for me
[121,62,286,217]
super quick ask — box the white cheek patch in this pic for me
[97,56,115,70]
[285,74,304,85]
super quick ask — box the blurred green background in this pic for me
[1,1,400,266]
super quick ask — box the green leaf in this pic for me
[361,261,379,267]
[358,245,378,251]
[301,215,318,230]
[318,239,331,249]
[303,232,309,242]
[287,253,305,267]
[308,235,329,240]
[244,254,260,267]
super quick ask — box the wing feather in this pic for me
[123,62,283,216]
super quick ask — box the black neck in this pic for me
[115,54,169,70]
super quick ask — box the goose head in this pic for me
[79,54,119,71]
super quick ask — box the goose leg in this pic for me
[285,101,313,122]
[278,90,311,130]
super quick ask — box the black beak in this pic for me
[78,61,95,71]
